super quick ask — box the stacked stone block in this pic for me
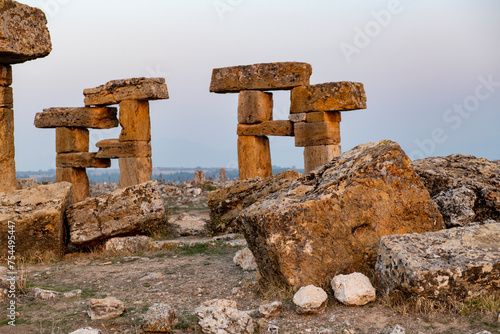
[210,62,367,178]
[34,107,118,202]
[84,77,169,188]
[0,0,52,192]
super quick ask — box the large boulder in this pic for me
[0,0,52,64]
[375,222,500,300]
[207,170,300,234]
[67,181,165,246]
[0,182,73,259]
[238,140,444,290]
[412,155,500,227]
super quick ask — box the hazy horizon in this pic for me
[11,0,500,170]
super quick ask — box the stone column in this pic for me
[0,65,16,191]
[219,168,227,183]
[238,135,272,180]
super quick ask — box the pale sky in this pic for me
[12,0,500,171]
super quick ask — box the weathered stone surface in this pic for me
[16,178,39,189]
[238,140,444,289]
[34,107,119,129]
[210,62,312,93]
[104,236,151,254]
[193,170,206,187]
[390,325,406,334]
[304,144,341,173]
[56,127,89,153]
[84,77,168,106]
[288,113,306,123]
[56,152,111,169]
[118,157,152,188]
[258,301,282,319]
[118,100,151,141]
[0,108,16,191]
[238,135,272,180]
[238,90,273,124]
[69,328,101,334]
[33,287,59,300]
[306,111,342,123]
[87,297,125,320]
[0,183,73,259]
[237,121,294,137]
[67,181,165,245]
[143,303,178,333]
[376,222,500,300]
[64,289,82,298]
[0,65,12,86]
[412,155,500,224]
[0,0,52,64]
[290,82,367,114]
[0,86,13,108]
[208,171,300,234]
[219,168,227,182]
[293,285,328,315]
[294,121,340,147]
[95,139,151,158]
[331,273,376,306]
[56,167,90,203]
[433,187,477,227]
[196,299,254,334]
[233,247,258,271]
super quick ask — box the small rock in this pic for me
[33,287,59,300]
[292,285,328,315]
[69,328,102,334]
[64,289,82,298]
[88,297,125,320]
[267,324,279,333]
[196,299,254,334]
[390,325,406,334]
[319,330,334,334]
[475,332,492,334]
[331,272,376,306]
[233,247,258,271]
[140,272,164,281]
[143,303,178,332]
[105,235,151,254]
[193,188,202,196]
[223,239,247,247]
[258,301,282,319]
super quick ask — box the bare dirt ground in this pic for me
[1,189,499,334]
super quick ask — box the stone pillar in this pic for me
[219,168,227,183]
[118,100,152,188]
[193,170,206,187]
[238,135,272,180]
[0,65,16,191]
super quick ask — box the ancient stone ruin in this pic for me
[0,0,52,192]
[34,78,168,202]
[210,62,366,179]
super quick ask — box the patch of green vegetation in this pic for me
[176,243,232,257]
[175,312,199,330]
[203,184,217,192]
[139,214,175,240]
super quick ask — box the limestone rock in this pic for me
[143,303,178,332]
[56,167,90,203]
[375,222,500,300]
[196,299,254,334]
[306,111,342,123]
[170,212,206,237]
[0,65,12,86]
[118,99,151,141]
[289,113,307,123]
[34,107,118,129]
[207,171,300,234]
[0,182,73,259]
[432,187,477,227]
[294,121,340,147]
[67,181,165,245]
[119,157,152,189]
[238,140,444,289]
[331,273,376,306]
[56,152,111,169]
[233,247,258,271]
[290,82,367,114]
[0,108,16,191]
[219,168,227,183]
[238,90,273,124]
[0,0,51,64]
[238,135,272,180]
[84,77,168,106]
[258,301,282,319]
[104,236,151,253]
[95,139,151,158]
[33,287,59,300]
[237,121,294,137]
[390,325,406,334]
[0,86,13,108]
[87,297,125,320]
[292,285,328,315]
[304,144,341,173]
[194,170,206,187]
[64,289,82,298]
[16,178,39,189]
[210,62,312,93]
[412,155,500,224]
[56,127,89,153]
[69,328,101,334]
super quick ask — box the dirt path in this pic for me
[1,242,498,334]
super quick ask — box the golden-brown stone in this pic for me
[56,168,90,203]
[96,139,151,158]
[237,121,294,137]
[294,121,340,147]
[238,91,273,124]
[56,153,111,169]
[0,86,13,108]
[237,136,272,180]
[56,127,89,153]
[304,145,341,173]
[118,157,152,188]
[34,107,119,129]
[0,65,12,86]
[306,111,341,123]
[119,100,151,142]
[0,108,15,192]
